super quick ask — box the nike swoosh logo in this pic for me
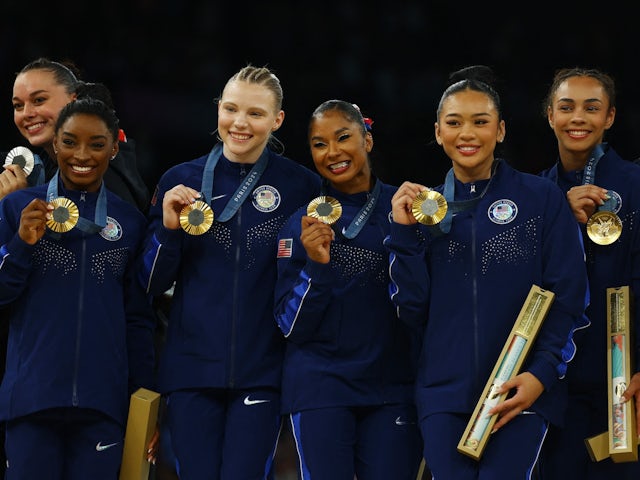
[96,441,119,451]
[212,194,226,200]
[395,416,415,426]
[243,395,270,406]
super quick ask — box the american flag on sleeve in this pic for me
[277,238,293,258]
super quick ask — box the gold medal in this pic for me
[46,197,79,233]
[586,210,622,245]
[412,190,448,225]
[4,146,35,176]
[180,200,214,235]
[307,196,342,225]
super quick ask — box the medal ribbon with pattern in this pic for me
[200,143,269,222]
[31,154,45,186]
[582,144,619,211]
[581,143,622,245]
[581,143,604,187]
[437,160,500,234]
[340,178,381,239]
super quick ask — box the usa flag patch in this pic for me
[277,238,293,258]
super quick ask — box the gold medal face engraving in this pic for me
[307,196,342,225]
[587,210,622,245]
[4,146,35,176]
[412,190,448,225]
[46,197,79,233]
[180,200,214,235]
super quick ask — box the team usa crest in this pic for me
[100,216,123,241]
[602,189,622,214]
[488,199,517,225]
[253,185,281,212]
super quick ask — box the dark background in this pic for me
[2,2,639,194]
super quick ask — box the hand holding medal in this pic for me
[163,185,214,236]
[303,196,341,265]
[4,146,35,176]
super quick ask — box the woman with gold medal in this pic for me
[0,58,153,477]
[385,66,589,479]
[0,98,157,479]
[274,100,423,479]
[139,65,321,479]
[537,68,640,480]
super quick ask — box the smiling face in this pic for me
[309,109,373,194]
[217,80,284,164]
[53,112,117,192]
[435,88,505,183]
[547,75,615,169]
[13,69,76,156]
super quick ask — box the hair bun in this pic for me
[448,65,497,89]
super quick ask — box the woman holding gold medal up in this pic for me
[537,68,640,480]
[139,65,320,479]
[274,100,423,480]
[384,65,589,479]
[0,98,156,479]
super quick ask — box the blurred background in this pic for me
[2,1,639,195]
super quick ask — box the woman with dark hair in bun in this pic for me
[0,97,157,479]
[2,57,149,212]
[1,60,155,477]
[385,65,589,478]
